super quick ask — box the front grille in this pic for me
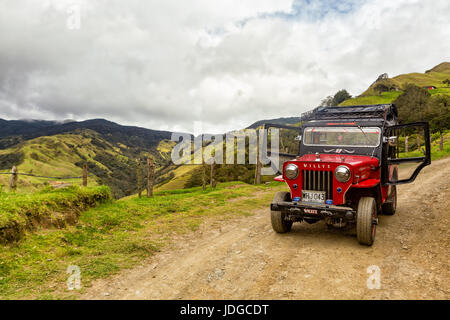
[302,170,333,200]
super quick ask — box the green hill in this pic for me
[426,62,450,74]
[0,130,175,198]
[341,62,450,106]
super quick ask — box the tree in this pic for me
[320,90,352,106]
[443,79,450,87]
[426,95,450,151]
[332,89,352,105]
[393,84,431,124]
[320,95,334,107]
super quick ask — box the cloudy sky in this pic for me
[0,0,449,133]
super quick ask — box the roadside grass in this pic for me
[428,134,450,160]
[399,131,450,161]
[0,186,111,243]
[0,181,286,299]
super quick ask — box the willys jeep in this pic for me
[268,104,431,246]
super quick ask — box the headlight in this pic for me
[284,164,299,180]
[335,165,351,183]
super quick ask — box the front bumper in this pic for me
[271,201,356,220]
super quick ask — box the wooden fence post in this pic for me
[405,136,409,153]
[9,166,18,191]
[210,159,216,188]
[202,162,206,191]
[137,158,142,198]
[147,158,154,197]
[82,163,88,187]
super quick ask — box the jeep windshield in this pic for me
[303,127,381,147]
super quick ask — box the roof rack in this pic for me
[301,104,398,122]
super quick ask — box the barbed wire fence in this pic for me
[1,159,156,197]
[0,163,92,191]
[0,172,94,179]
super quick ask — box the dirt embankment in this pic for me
[83,158,450,300]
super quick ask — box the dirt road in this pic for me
[83,158,450,300]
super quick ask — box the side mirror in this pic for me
[295,135,302,141]
[387,136,397,147]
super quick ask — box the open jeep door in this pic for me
[385,122,431,185]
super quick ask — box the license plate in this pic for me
[302,190,326,204]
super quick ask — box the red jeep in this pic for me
[269,104,431,246]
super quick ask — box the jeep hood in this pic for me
[294,154,379,167]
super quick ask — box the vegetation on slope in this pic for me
[247,116,302,129]
[339,91,403,106]
[398,130,450,161]
[0,181,286,299]
[320,89,353,107]
[0,186,111,244]
[341,62,450,106]
[0,131,175,198]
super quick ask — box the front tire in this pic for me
[356,197,377,246]
[271,192,293,233]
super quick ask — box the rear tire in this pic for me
[271,192,293,233]
[382,185,397,215]
[356,197,377,246]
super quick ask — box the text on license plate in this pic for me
[302,190,326,203]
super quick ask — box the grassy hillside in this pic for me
[0,118,177,198]
[154,164,200,192]
[341,62,450,106]
[156,124,303,191]
[340,91,403,106]
[0,132,100,185]
[247,116,302,129]
[0,181,286,299]
[0,131,175,198]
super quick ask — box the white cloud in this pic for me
[0,0,449,134]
